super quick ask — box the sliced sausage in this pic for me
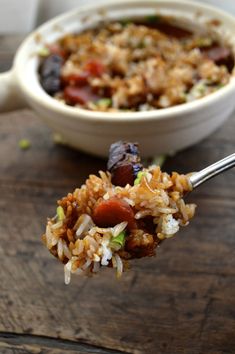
[107,141,143,186]
[93,197,137,230]
[202,45,234,72]
[84,60,105,77]
[64,86,100,105]
[62,72,89,86]
[111,163,142,186]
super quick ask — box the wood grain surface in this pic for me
[0,36,235,354]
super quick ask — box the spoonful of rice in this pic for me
[42,142,234,284]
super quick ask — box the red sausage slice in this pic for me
[62,72,89,86]
[64,86,99,105]
[93,197,137,230]
[201,45,234,72]
[111,163,136,187]
[84,60,105,77]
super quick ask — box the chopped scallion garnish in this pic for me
[19,139,31,150]
[195,37,213,48]
[57,206,65,221]
[38,47,50,57]
[145,15,161,23]
[134,171,146,185]
[96,98,112,108]
[110,231,126,249]
[137,41,145,49]
[120,19,132,27]
[152,155,167,167]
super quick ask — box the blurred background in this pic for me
[0,0,235,33]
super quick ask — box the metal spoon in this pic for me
[189,153,235,189]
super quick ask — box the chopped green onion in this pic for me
[19,139,31,150]
[145,15,161,23]
[195,37,213,48]
[152,155,167,167]
[120,19,132,27]
[134,177,141,185]
[53,133,66,145]
[110,231,126,249]
[134,171,146,185]
[57,206,65,221]
[198,84,206,94]
[38,47,50,57]
[137,171,145,179]
[96,98,112,109]
[217,83,225,89]
[180,92,187,102]
[137,41,145,49]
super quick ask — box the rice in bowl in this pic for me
[39,15,234,112]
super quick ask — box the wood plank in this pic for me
[0,36,235,354]
[0,333,127,354]
[0,108,234,354]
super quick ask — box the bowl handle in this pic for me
[0,70,28,112]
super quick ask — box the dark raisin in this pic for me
[39,54,63,78]
[40,77,61,96]
[39,54,63,95]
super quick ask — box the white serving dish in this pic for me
[0,0,235,157]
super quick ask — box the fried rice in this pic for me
[39,16,234,112]
[42,165,196,284]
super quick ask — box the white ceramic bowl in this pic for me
[1,0,235,157]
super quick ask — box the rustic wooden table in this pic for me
[0,35,235,354]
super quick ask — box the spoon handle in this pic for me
[189,153,235,189]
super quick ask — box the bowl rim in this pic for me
[15,0,235,123]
